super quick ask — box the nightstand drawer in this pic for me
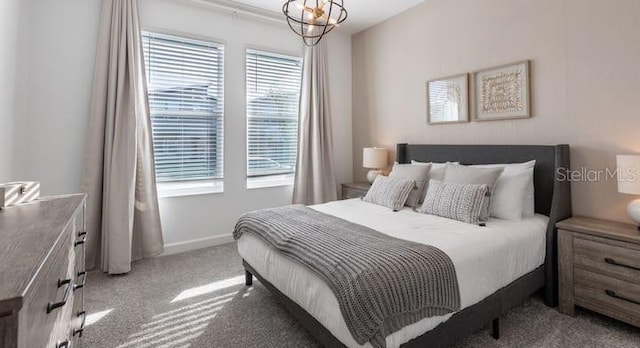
[342,187,367,199]
[341,182,371,200]
[574,269,640,327]
[574,237,640,284]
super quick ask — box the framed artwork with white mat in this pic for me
[473,60,531,121]
[426,73,469,125]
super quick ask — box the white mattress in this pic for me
[237,199,548,348]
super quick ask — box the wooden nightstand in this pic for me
[557,217,640,327]
[341,182,371,200]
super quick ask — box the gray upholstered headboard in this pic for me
[396,144,572,306]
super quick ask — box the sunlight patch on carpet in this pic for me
[115,287,251,348]
[171,275,245,302]
[150,292,236,323]
[85,308,114,327]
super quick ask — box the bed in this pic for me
[237,144,572,347]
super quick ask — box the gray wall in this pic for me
[352,0,640,223]
[0,0,24,181]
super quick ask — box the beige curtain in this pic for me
[292,39,337,205]
[81,0,163,274]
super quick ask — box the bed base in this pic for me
[244,259,544,348]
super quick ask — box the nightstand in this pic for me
[557,216,640,328]
[341,182,371,200]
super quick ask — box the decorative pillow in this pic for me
[363,176,415,211]
[473,160,536,218]
[389,163,432,208]
[411,161,460,204]
[443,164,504,221]
[418,180,489,225]
[490,167,532,220]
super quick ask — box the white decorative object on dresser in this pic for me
[0,182,40,209]
[0,194,86,348]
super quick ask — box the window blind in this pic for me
[142,31,224,183]
[246,49,303,177]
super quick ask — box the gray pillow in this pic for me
[388,163,432,208]
[411,161,459,204]
[443,164,504,221]
[363,176,415,211]
[418,180,489,225]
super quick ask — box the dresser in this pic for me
[341,182,371,200]
[557,216,640,327]
[0,195,86,348]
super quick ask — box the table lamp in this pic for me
[363,148,388,183]
[617,155,640,229]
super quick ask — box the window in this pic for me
[246,49,303,185]
[142,31,224,191]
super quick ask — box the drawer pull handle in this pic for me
[74,311,87,337]
[78,231,87,237]
[57,340,71,348]
[74,235,86,247]
[47,278,73,313]
[605,289,640,306]
[74,271,87,291]
[604,257,640,272]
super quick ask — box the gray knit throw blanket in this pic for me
[234,205,461,348]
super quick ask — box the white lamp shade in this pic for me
[363,148,388,169]
[617,155,640,195]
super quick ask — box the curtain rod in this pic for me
[180,0,285,23]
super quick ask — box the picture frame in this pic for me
[473,60,531,121]
[426,73,469,125]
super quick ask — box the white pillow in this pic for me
[389,163,432,209]
[411,161,459,204]
[473,160,536,219]
[490,167,532,220]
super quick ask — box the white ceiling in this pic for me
[201,0,425,34]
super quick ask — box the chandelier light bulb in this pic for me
[283,0,348,46]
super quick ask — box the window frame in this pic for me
[142,28,227,197]
[244,46,304,189]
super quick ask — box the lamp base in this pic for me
[367,170,382,183]
[627,199,640,230]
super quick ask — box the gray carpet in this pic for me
[80,243,640,348]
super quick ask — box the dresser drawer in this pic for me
[20,228,73,348]
[74,208,86,277]
[71,214,87,344]
[0,314,15,347]
[574,268,640,327]
[574,237,640,284]
[70,290,85,345]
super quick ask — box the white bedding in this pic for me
[237,199,548,348]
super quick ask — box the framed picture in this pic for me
[473,60,531,121]
[426,74,469,125]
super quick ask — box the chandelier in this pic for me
[283,1,348,46]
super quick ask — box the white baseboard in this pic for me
[161,234,234,256]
